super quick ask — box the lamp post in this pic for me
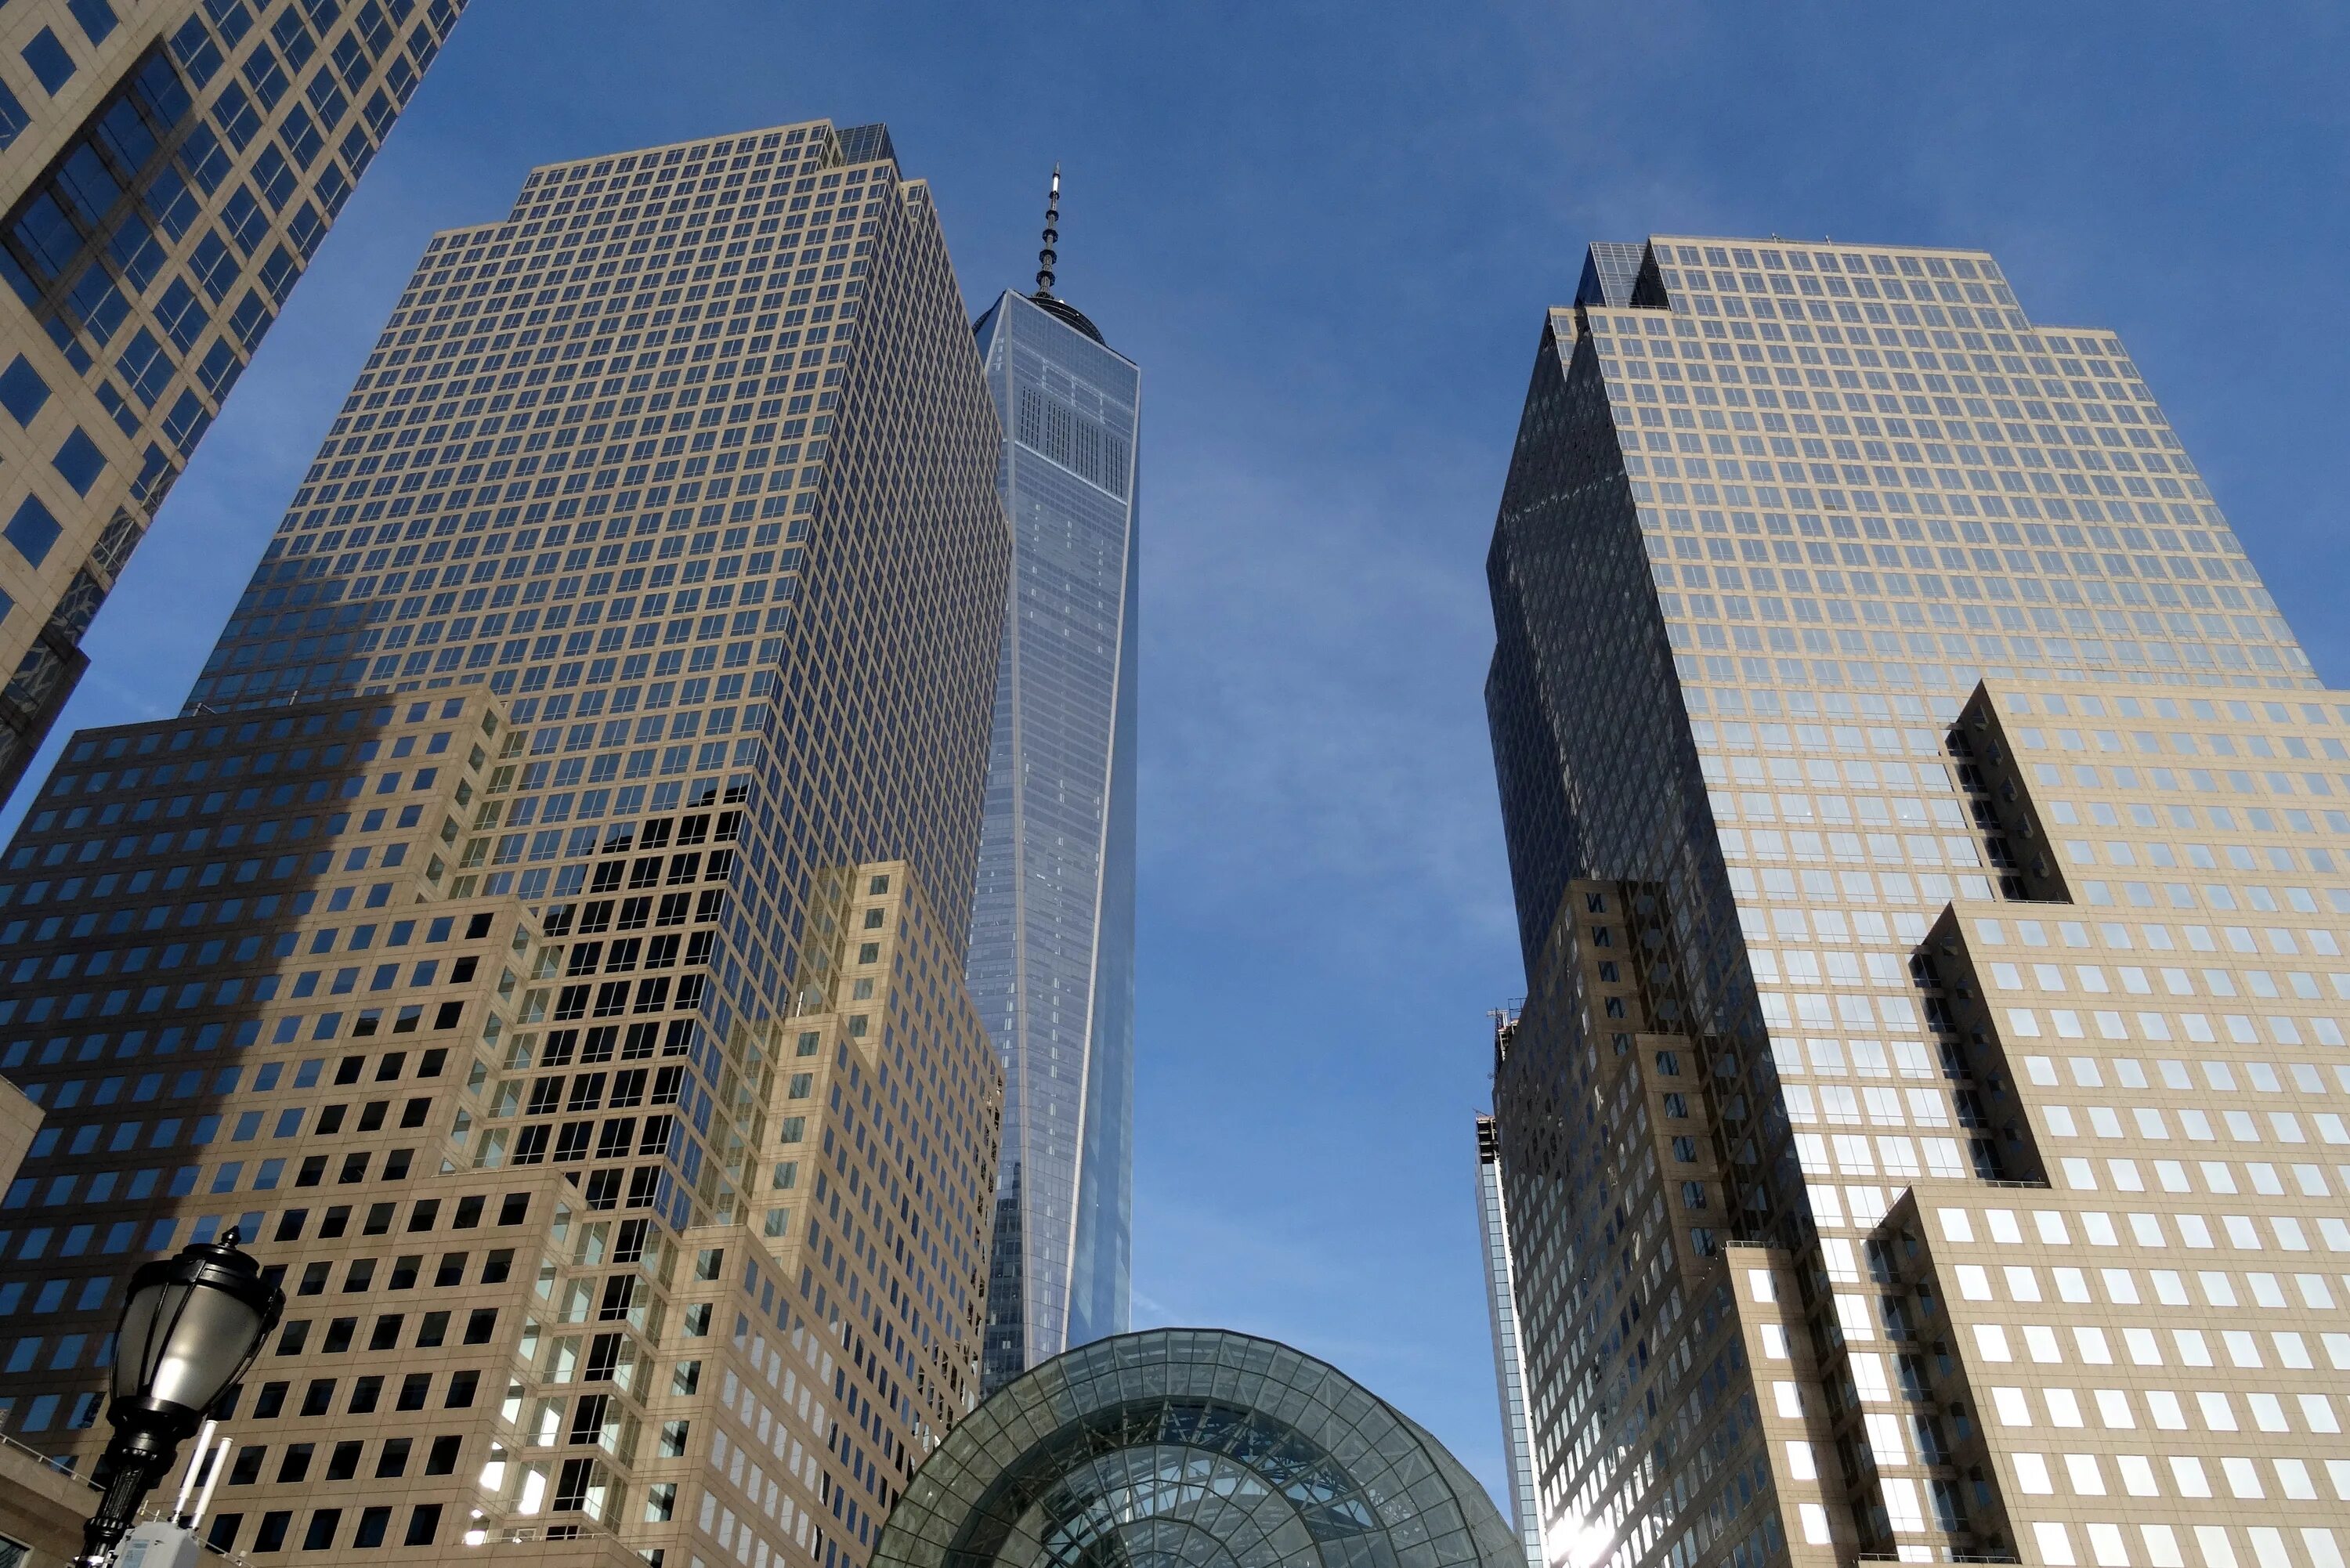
[80,1231,284,1568]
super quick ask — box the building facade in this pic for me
[0,1072,93,1568]
[1481,237,2350,1568]
[0,0,465,803]
[1477,1108,1547,1568]
[965,258,1138,1389]
[872,1329,1525,1568]
[0,119,1018,1568]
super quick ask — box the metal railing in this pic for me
[0,1427,97,1490]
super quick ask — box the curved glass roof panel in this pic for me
[876,1330,1521,1568]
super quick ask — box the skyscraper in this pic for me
[0,0,466,803]
[0,119,1015,1566]
[1481,237,2350,1568]
[965,173,1137,1389]
[1477,1107,1547,1568]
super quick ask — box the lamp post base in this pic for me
[78,1426,178,1568]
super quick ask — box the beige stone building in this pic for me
[0,116,1014,1568]
[0,693,1000,1566]
[0,0,468,800]
[1484,236,2350,1568]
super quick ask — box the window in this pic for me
[6,496,62,566]
[66,0,118,42]
[0,81,29,151]
[221,186,266,253]
[258,244,296,302]
[115,328,168,405]
[161,389,210,453]
[196,336,241,396]
[51,429,104,494]
[0,357,51,424]
[23,31,78,95]
[251,146,295,211]
[154,280,208,350]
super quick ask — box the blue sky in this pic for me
[13,0,2350,1501]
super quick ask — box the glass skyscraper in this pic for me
[0,120,1018,1566]
[1478,1107,1549,1568]
[0,0,465,803]
[1482,237,2350,1568]
[965,207,1138,1390]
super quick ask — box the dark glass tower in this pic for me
[967,174,1138,1390]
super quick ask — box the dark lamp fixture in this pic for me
[80,1231,284,1568]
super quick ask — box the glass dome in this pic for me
[875,1329,1524,1568]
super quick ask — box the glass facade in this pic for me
[873,1328,1524,1568]
[0,0,465,804]
[1482,237,2350,1568]
[1477,1110,1547,1568]
[966,287,1137,1389]
[0,120,1019,1566]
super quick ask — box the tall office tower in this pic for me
[1482,236,2350,1568]
[0,119,1014,1568]
[965,173,1138,1389]
[0,0,466,802]
[1477,1107,1547,1568]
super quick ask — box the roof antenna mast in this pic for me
[1016,164,1104,345]
[1034,165,1060,298]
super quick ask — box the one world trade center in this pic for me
[967,172,1140,1389]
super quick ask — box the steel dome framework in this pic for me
[874,1330,1524,1568]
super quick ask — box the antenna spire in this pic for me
[1035,165,1061,298]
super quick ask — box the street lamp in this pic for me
[80,1231,284,1568]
